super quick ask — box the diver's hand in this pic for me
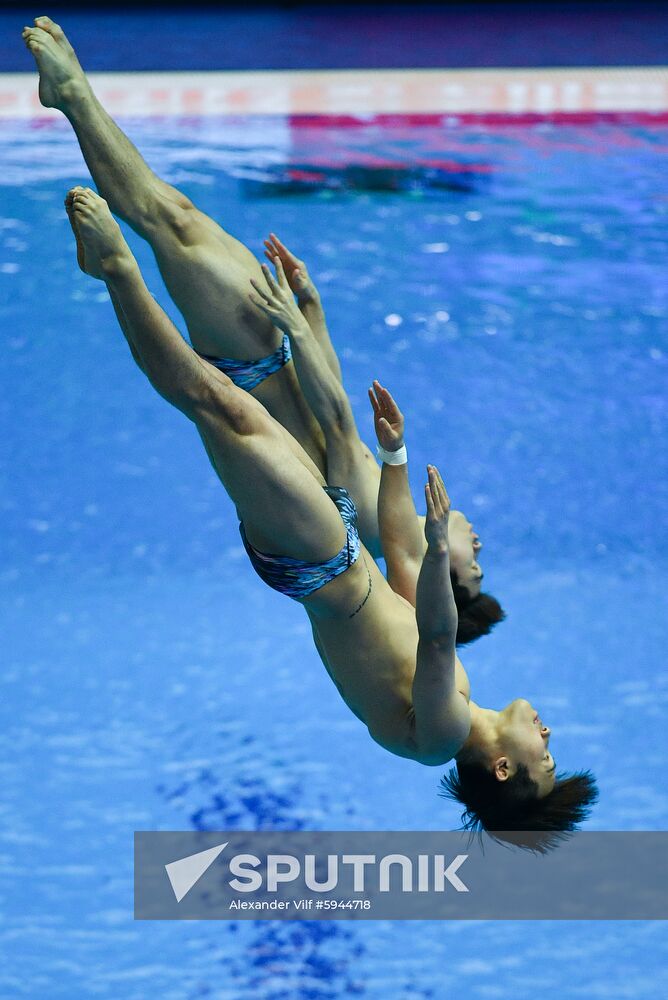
[263,233,318,305]
[249,256,309,335]
[368,379,405,452]
[424,465,450,554]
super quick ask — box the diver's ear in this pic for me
[493,756,510,782]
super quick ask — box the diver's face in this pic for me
[448,509,483,598]
[497,699,556,797]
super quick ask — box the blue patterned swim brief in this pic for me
[239,486,361,600]
[197,334,292,392]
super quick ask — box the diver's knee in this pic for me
[142,188,200,245]
[204,379,271,438]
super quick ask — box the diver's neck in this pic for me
[468,700,498,727]
[457,701,500,761]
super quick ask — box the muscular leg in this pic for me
[23,16,328,469]
[23,19,266,353]
[65,186,370,616]
[24,18,385,551]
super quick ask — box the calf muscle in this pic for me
[104,263,214,418]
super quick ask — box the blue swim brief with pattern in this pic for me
[197,334,292,392]
[239,486,361,600]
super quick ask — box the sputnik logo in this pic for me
[165,842,228,902]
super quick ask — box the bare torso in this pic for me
[302,550,471,763]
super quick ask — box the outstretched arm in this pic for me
[263,233,343,383]
[415,467,458,643]
[412,467,470,761]
[369,381,427,603]
[250,256,354,436]
[249,256,382,555]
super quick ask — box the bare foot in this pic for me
[64,187,88,272]
[66,187,133,280]
[22,16,88,110]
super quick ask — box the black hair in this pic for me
[440,761,599,853]
[451,574,506,646]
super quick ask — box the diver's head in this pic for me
[448,509,483,597]
[465,699,557,793]
[448,508,506,646]
[494,698,557,793]
[441,700,598,852]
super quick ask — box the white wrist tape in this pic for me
[377,443,408,466]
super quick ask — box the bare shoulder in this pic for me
[455,655,471,701]
[371,693,471,766]
[408,691,471,766]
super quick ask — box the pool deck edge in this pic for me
[2,67,668,119]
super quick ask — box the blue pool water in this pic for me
[1,117,668,997]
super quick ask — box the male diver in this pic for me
[22,15,503,645]
[59,180,597,850]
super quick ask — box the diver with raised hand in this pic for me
[23,15,504,644]
[257,234,503,643]
[250,244,490,640]
[63,183,597,850]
